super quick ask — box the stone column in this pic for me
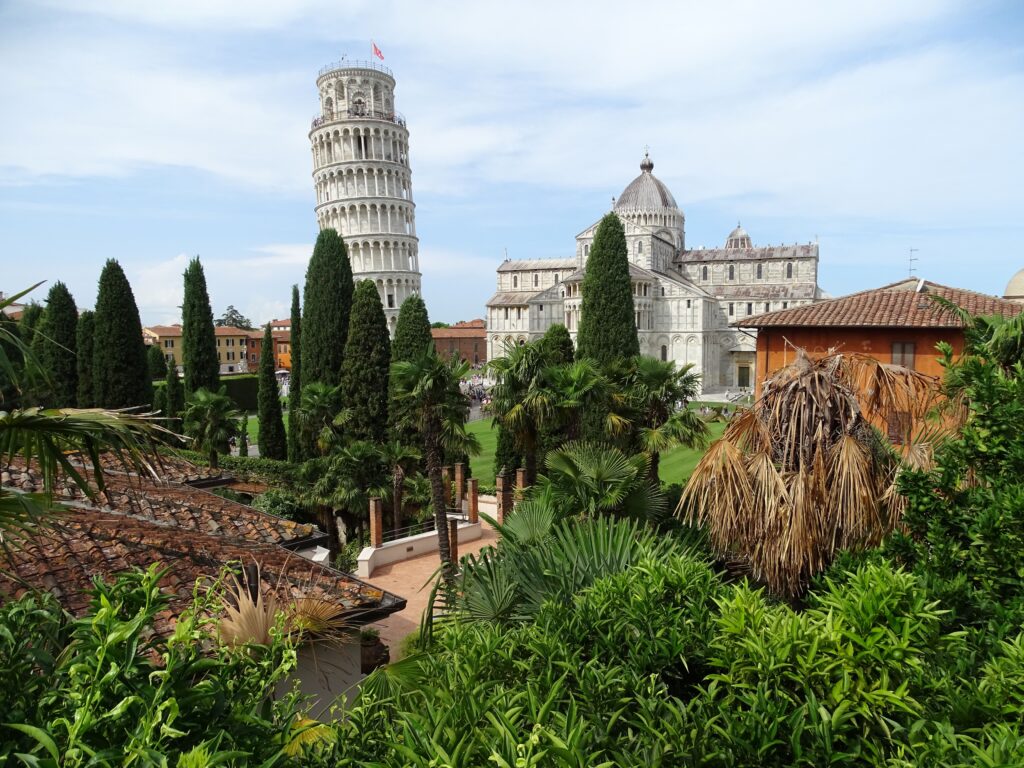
[516,467,527,493]
[369,497,384,548]
[468,478,479,524]
[454,462,466,509]
[448,519,460,564]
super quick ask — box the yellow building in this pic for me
[143,325,254,374]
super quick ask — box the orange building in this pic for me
[244,329,292,371]
[432,319,486,365]
[742,278,1023,386]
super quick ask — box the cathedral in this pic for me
[485,153,825,393]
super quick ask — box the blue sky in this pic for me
[2,0,1022,325]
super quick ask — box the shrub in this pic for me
[220,373,259,411]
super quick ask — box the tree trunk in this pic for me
[210,448,219,470]
[392,466,404,534]
[425,426,453,576]
[524,427,538,486]
[649,451,660,484]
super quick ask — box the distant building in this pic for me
[485,153,824,392]
[742,278,1023,386]
[143,325,275,374]
[1005,269,1024,303]
[244,329,292,371]
[432,319,486,364]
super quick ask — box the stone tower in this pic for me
[309,59,420,334]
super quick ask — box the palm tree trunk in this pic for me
[649,451,660,484]
[425,426,453,575]
[392,466,404,534]
[524,427,538,486]
[210,448,218,470]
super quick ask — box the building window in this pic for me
[553,273,559,282]
[728,264,735,281]
[637,241,644,254]
[387,293,395,308]
[504,307,509,320]
[782,302,788,309]
[585,245,590,257]
[702,266,708,281]
[892,342,916,369]
[686,299,691,309]
[534,273,539,287]
[165,353,174,363]
[746,302,752,315]
[516,307,522,320]
[765,302,770,312]
[661,345,667,361]
[728,303,734,316]
[786,263,793,279]
[661,287,665,297]
[164,340,174,348]
[216,339,221,347]
[250,354,256,363]
[756,263,763,279]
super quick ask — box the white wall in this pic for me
[356,521,483,578]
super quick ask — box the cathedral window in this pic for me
[554,273,559,282]
[728,303,734,316]
[702,266,708,281]
[585,245,590,257]
[686,299,691,309]
[504,308,509,320]
[782,302,789,309]
[786,263,793,279]
[637,241,644,254]
[661,345,668,361]
[661,287,665,297]
[728,264,735,281]
[746,302,753,315]
[534,273,539,287]
[756,263,763,279]
[765,302,770,312]
[513,275,518,288]
[516,307,522,320]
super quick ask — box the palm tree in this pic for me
[1,285,167,548]
[535,440,665,521]
[295,382,346,456]
[545,358,630,444]
[304,440,390,546]
[391,347,480,573]
[678,348,945,597]
[182,387,238,469]
[627,357,709,481]
[378,440,421,534]
[487,341,553,485]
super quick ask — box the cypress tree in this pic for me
[75,310,95,407]
[31,283,78,407]
[391,294,433,362]
[301,229,353,386]
[494,424,524,478]
[540,323,574,365]
[147,344,168,380]
[576,213,639,364]
[165,364,185,425]
[19,303,43,346]
[182,257,219,394]
[257,323,287,459]
[92,259,151,409]
[238,413,249,457]
[340,280,391,443]
[153,383,167,417]
[287,284,303,462]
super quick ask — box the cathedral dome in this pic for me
[1005,268,1024,302]
[614,152,678,212]
[725,223,752,249]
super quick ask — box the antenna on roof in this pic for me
[908,247,919,277]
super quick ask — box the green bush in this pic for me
[221,373,259,411]
[172,448,299,486]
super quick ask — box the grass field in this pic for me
[241,410,288,445]
[465,417,725,487]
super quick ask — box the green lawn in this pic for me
[241,410,289,445]
[465,417,725,488]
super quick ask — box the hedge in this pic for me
[155,373,259,412]
[171,449,299,487]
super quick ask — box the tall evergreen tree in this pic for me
[181,257,219,394]
[147,344,168,380]
[340,280,391,443]
[34,282,79,407]
[164,364,185,425]
[18,303,43,345]
[301,229,352,386]
[576,213,639,364]
[75,310,95,407]
[287,284,303,462]
[237,412,250,457]
[257,323,287,459]
[92,259,151,409]
[493,424,524,479]
[391,294,433,362]
[540,323,574,365]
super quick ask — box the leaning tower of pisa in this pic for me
[309,59,420,334]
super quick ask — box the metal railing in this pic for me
[380,508,468,544]
[311,108,407,130]
[318,59,393,79]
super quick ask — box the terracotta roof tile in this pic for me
[741,279,1022,329]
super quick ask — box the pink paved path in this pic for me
[367,501,498,657]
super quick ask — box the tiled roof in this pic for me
[497,258,578,273]
[678,243,818,263]
[741,279,1023,329]
[0,457,405,632]
[145,325,254,337]
[486,290,543,306]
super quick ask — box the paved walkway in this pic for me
[367,498,498,657]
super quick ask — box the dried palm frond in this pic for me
[219,568,280,646]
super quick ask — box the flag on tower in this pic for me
[372,41,384,60]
